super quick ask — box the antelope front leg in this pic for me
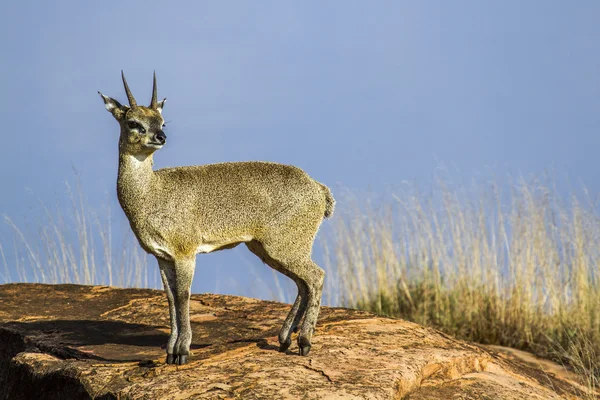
[172,257,196,365]
[157,258,179,364]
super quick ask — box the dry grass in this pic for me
[1,176,159,289]
[324,176,600,397]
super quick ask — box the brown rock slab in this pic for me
[0,283,587,399]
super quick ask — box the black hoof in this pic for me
[298,336,311,356]
[279,338,292,352]
[299,344,311,356]
[292,326,299,333]
[177,355,188,365]
[166,354,176,364]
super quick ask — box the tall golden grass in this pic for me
[1,177,159,288]
[324,176,599,394]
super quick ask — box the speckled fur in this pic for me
[99,73,334,364]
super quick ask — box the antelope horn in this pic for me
[150,71,158,109]
[121,70,137,108]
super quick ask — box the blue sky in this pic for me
[1,1,599,298]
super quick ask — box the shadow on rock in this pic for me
[2,319,185,362]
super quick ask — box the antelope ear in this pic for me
[156,98,167,114]
[98,92,129,120]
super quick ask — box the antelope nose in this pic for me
[155,130,167,144]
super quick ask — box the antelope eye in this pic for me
[127,121,139,129]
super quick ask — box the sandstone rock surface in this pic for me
[0,283,585,399]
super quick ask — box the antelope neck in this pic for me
[117,152,157,211]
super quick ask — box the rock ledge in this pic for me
[0,284,585,399]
